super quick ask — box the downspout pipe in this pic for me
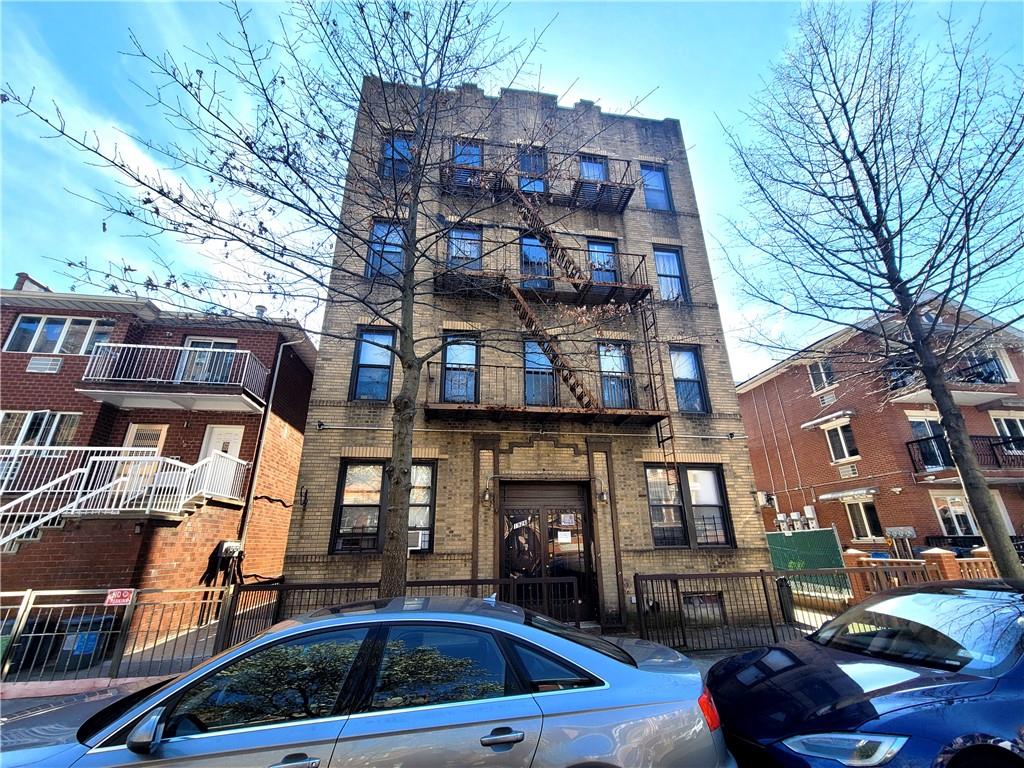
[236,339,302,576]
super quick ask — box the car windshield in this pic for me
[810,587,1024,675]
[524,610,636,667]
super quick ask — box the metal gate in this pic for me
[634,564,938,652]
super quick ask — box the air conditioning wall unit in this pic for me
[756,491,776,508]
[407,530,430,552]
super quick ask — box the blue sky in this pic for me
[2,1,1022,379]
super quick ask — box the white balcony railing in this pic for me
[82,344,270,400]
[0,446,157,494]
[0,449,249,551]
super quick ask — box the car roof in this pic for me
[297,595,529,625]
[884,579,1024,597]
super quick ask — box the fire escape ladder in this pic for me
[639,301,679,485]
[512,188,592,298]
[504,279,598,409]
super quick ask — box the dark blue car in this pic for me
[707,580,1024,768]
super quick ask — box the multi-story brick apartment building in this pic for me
[0,273,316,590]
[284,80,768,626]
[737,313,1024,553]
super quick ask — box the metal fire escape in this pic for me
[505,179,680,478]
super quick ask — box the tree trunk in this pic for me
[379,361,421,598]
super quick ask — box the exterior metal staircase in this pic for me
[504,280,598,409]
[513,187,592,297]
[0,449,248,553]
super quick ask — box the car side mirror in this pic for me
[126,707,166,755]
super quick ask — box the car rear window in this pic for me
[524,611,636,667]
[811,587,1024,676]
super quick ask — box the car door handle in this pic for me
[269,755,320,768]
[480,727,526,747]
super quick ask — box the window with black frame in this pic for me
[640,164,671,210]
[687,467,730,545]
[646,464,733,548]
[654,247,688,301]
[518,147,546,192]
[645,466,686,546]
[447,227,483,270]
[588,240,618,283]
[380,136,413,180]
[598,343,634,409]
[442,335,479,403]
[670,346,708,413]
[579,154,608,182]
[520,236,551,289]
[452,141,482,187]
[366,221,405,278]
[351,329,394,402]
[524,340,556,406]
[333,461,435,553]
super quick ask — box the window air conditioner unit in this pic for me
[407,530,429,552]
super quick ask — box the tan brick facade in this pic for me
[285,82,769,626]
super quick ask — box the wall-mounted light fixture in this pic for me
[594,478,608,503]
[482,487,492,503]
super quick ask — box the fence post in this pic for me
[571,580,580,628]
[842,548,870,604]
[1,590,34,681]
[212,583,239,654]
[633,574,647,640]
[758,570,780,643]
[106,592,140,679]
[922,547,961,581]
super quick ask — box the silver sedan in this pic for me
[1,596,735,767]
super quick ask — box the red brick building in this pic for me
[737,314,1024,554]
[0,273,315,590]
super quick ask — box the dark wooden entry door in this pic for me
[500,482,598,621]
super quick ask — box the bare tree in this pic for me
[2,0,654,595]
[725,2,1024,577]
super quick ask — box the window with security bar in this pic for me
[646,464,733,548]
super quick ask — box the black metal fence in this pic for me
[634,564,939,652]
[216,577,580,651]
[1,576,578,683]
[1,587,228,683]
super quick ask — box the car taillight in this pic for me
[698,686,721,731]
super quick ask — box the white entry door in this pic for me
[200,425,244,459]
[199,425,245,499]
